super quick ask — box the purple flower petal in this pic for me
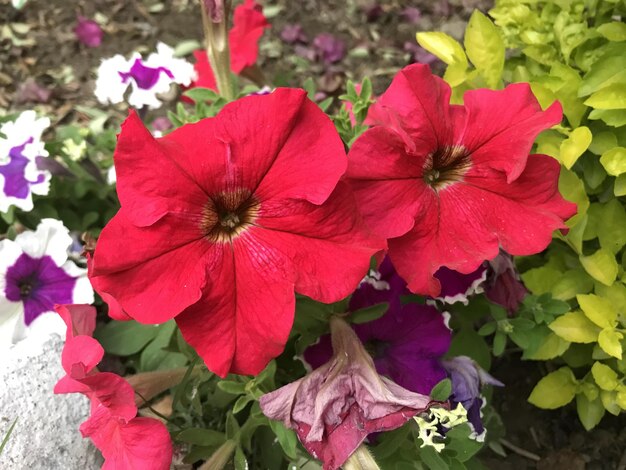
[401,7,421,24]
[434,265,487,305]
[0,139,45,199]
[280,24,307,44]
[313,33,346,64]
[119,59,174,90]
[14,78,52,104]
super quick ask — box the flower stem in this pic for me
[343,445,381,470]
[200,0,234,101]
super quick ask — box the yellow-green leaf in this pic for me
[616,386,626,409]
[584,84,626,110]
[597,22,626,41]
[416,32,467,66]
[594,282,626,317]
[558,168,588,228]
[615,174,626,196]
[576,394,605,431]
[600,390,621,415]
[600,147,626,176]
[588,131,618,155]
[528,367,577,409]
[463,10,504,88]
[577,294,617,328]
[580,249,618,286]
[598,329,623,359]
[591,362,619,391]
[551,268,594,301]
[521,266,561,295]
[525,332,570,360]
[588,109,626,127]
[549,311,601,343]
[559,127,592,169]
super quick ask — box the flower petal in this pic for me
[461,83,563,183]
[177,231,295,377]
[229,0,270,73]
[90,210,208,323]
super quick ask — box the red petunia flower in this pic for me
[88,89,384,377]
[346,64,576,296]
[54,304,172,470]
[191,0,269,90]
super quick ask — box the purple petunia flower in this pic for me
[484,251,528,314]
[280,24,307,44]
[0,219,94,347]
[304,257,451,395]
[74,16,103,48]
[434,264,487,305]
[441,356,503,440]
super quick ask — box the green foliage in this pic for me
[426,0,626,430]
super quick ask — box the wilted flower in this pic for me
[346,64,576,297]
[54,304,172,470]
[442,356,504,440]
[261,317,435,470]
[191,0,269,91]
[313,33,346,64]
[0,219,93,347]
[484,251,528,314]
[0,110,51,212]
[305,257,451,394]
[14,78,52,104]
[74,16,103,48]
[95,43,195,109]
[88,89,383,377]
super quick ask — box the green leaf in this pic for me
[577,294,617,328]
[416,32,468,66]
[492,331,507,356]
[445,425,483,462]
[524,331,570,360]
[600,390,622,415]
[589,109,626,127]
[579,54,626,97]
[597,22,626,41]
[0,418,18,456]
[580,249,618,286]
[268,420,298,460]
[598,329,623,359]
[464,10,504,88]
[559,168,589,228]
[528,367,577,409]
[350,302,388,324]
[600,147,626,176]
[551,268,594,301]
[139,321,186,371]
[430,378,452,401]
[615,174,626,196]
[419,445,449,470]
[548,311,600,343]
[559,126,592,169]
[584,84,626,109]
[575,394,605,431]
[447,329,492,370]
[217,380,246,395]
[591,362,619,391]
[234,446,247,470]
[521,266,561,295]
[593,200,626,253]
[176,428,227,447]
[95,321,159,356]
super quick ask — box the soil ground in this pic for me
[1,0,625,468]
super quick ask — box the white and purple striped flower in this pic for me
[0,219,94,347]
[0,111,51,213]
[95,42,195,109]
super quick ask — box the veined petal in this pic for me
[229,0,269,73]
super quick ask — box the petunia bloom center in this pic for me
[201,189,260,243]
[423,145,471,191]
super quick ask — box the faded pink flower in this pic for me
[260,317,436,470]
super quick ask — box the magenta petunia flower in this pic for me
[346,64,577,297]
[261,317,435,470]
[74,16,103,48]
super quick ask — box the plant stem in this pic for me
[199,0,234,101]
[343,445,381,470]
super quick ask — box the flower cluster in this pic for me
[95,43,195,109]
[0,219,93,348]
[54,304,172,469]
[0,111,51,213]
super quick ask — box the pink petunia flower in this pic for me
[88,89,384,377]
[260,316,436,470]
[191,0,269,90]
[74,16,103,48]
[346,64,577,297]
[53,304,173,470]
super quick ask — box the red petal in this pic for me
[257,182,385,302]
[84,411,172,470]
[90,211,208,323]
[390,155,576,296]
[347,127,431,238]
[176,233,295,377]
[61,335,103,377]
[113,111,208,227]
[191,50,217,91]
[461,83,563,182]
[229,0,269,73]
[55,304,97,338]
[365,63,451,152]
[79,372,137,421]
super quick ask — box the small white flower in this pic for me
[0,219,94,349]
[0,111,51,213]
[94,43,196,109]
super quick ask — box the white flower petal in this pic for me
[15,218,71,265]
[94,54,133,105]
[0,299,25,349]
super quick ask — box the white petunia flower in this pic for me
[0,219,94,349]
[94,42,196,109]
[0,111,51,213]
